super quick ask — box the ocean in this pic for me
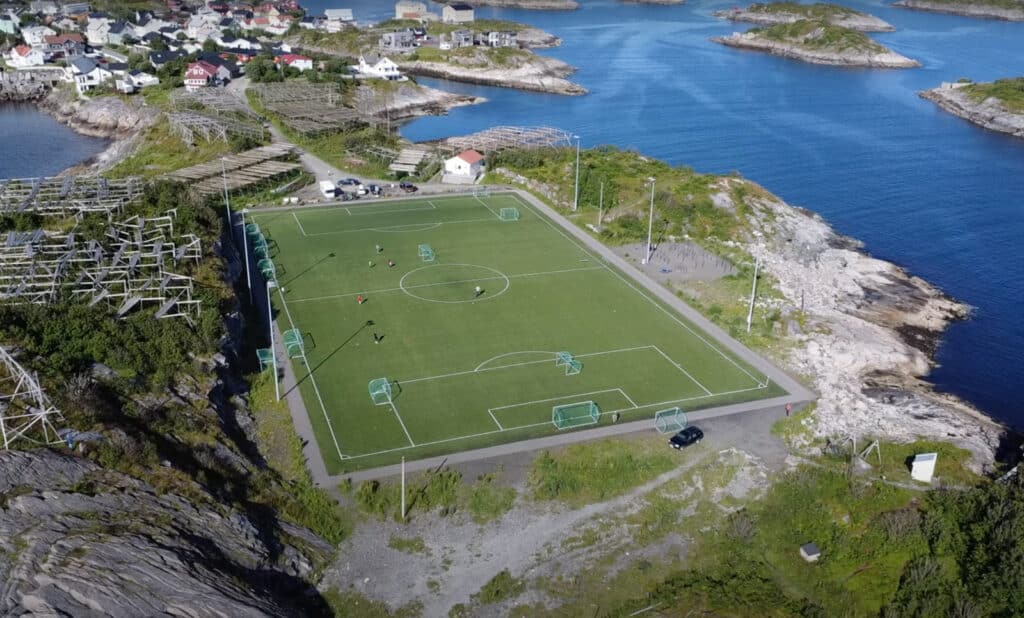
[5,0,1023,426]
[0,104,110,177]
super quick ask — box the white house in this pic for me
[277,53,313,72]
[116,69,159,94]
[323,8,355,33]
[68,57,113,94]
[357,54,402,80]
[395,0,429,19]
[7,45,45,68]
[0,14,18,35]
[29,0,58,15]
[20,25,56,46]
[86,20,111,46]
[442,3,474,24]
[444,149,484,181]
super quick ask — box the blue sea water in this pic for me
[312,0,1024,426]
[0,104,110,177]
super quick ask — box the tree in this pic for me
[202,38,218,52]
[246,56,283,83]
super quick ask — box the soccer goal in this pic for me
[654,407,687,434]
[552,401,600,430]
[418,243,435,262]
[258,258,276,281]
[555,351,582,376]
[283,329,305,359]
[368,378,393,405]
[499,207,520,221]
[473,187,491,198]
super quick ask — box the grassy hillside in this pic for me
[747,1,862,18]
[754,19,887,53]
[963,76,1024,112]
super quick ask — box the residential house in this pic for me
[106,21,129,46]
[184,59,220,90]
[115,68,159,93]
[68,56,112,94]
[28,0,58,15]
[323,8,354,33]
[394,1,428,20]
[216,33,262,50]
[85,18,110,45]
[148,48,186,69]
[379,30,414,54]
[43,33,87,59]
[439,28,472,50]
[20,25,56,46]
[276,53,312,71]
[61,2,91,17]
[0,14,18,35]
[443,149,484,181]
[158,25,184,41]
[6,45,45,68]
[357,53,402,80]
[442,3,473,24]
[298,15,320,29]
[196,51,241,77]
[481,30,517,48]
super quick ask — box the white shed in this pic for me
[911,452,938,483]
[444,150,484,179]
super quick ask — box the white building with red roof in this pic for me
[443,149,485,183]
[6,45,45,68]
[276,54,313,71]
[184,60,223,91]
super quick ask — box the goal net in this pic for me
[499,207,519,221]
[368,377,393,405]
[418,243,435,262]
[555,351,581,376]
[552,401,600,430]
[473,187,491,197]
[654,407,687,434]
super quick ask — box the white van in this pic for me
[319,180,338,198]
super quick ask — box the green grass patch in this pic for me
[472,569,526,605]
[963,77,1024,113]
[467,472,517,523]
[754,19,887,53]
[348,468,516,523]
[771,402,818,446]
[105,117,233,179]
[747,2,862,18]
[529,438,677,507]
[324,587,422,618]
[387,535,429,555]
[874,439,980,487]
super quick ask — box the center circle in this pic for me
[399,263,510,304]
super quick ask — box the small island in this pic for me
[712,20,921,68]
[921,78,1024,138]
[894,0,1024,21]
[715,2,896,32]
[433,0,580,9]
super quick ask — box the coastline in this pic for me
[433,0,580,9]
[712,33,921,68]
[714,8,896,32]
[894,0,1024,20]
[920,85,1024,138]
[397,55,587,95]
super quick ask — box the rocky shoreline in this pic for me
[894,0,1024,20]
[715,7,896,31]
[712,32,921,68]
[436,0,579,9]
[355,82,486,120]
[921,85,1024,138]
[397,54,587,95]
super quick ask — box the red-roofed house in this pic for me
[444,149,485,182]
[276,53,313,71]
[7,45,45,68]
[184,60,226,91]
[43,33,86,58]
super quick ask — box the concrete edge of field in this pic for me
[250,188,817,485]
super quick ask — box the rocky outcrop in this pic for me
[715,5,896,31]
[354,82,486,120]
[38,90,159,139]
[0,70,60,102]
[894,0,1024,20]
[517,27,563,48]
[921,85,1024,138]
[714,178,1003,469]
[0,449,334,616]
[712,31,920,68]
[398,52,586,95]
[433,0,579,9]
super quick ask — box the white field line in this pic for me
[508,192,767,388]
[620,389,639,409]
[273,284,347,462]
[297,217,495,237]
[347,203,437,216]
[291,212,308,237]
[337,384,768,461]
[489,388,627,412]
[474,350,555,372]
[401,345,653,386]
[488,409,504,431]
[474,195,501,218]
[287,265,604,304]
[389,402,416,446]
[651,345,712,396]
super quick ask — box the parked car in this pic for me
[399,181,418,193]
[339,178,361,186]
[669,426,703,450]
[368,184,382,196]
[356,185,368,196]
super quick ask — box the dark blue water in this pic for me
[0,104,110,177]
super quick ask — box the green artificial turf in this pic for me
[251,193,783,473]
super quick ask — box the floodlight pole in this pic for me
[267,279,280,401]
[746,257,760,334]
[400,456,406,520]
[598,181,604,225]
[221,157,231,229]
[572,135,581,212]
[241,208,252,305]
[643,177,655,264]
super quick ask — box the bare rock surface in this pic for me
[353,83,485,120]
[433,0,579,9]
[894,0,1024,20]
[0,450,332,617]
[921,85,1024,138]
[712,31,920,67]
[715,5,896,31]
[397,51,587,95]
[39,91,159,139]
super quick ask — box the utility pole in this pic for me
[400,456,406,520]
[746,257,760,334]
[572,135,581,212]
[642,177,655,264]
[267,279,279,401]
[598,181,604,226]
[241,209,252,305]
[221,157,231,230]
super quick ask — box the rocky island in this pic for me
[398,46,587,95]
[433,0,580,8]
[712,20,920,68]
[921,78,1024,138]
[894,0,1024,20]
[715,2,896,32]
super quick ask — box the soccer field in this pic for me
[250,192,785,473]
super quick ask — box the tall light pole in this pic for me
[267,279,280,401]
[241,208,252,305]
[746,257,760,334]
[572,134,581,212]
[400,456,406,520]
[221,157,231,228]
[597,181,604,226]
[642,177,655,265]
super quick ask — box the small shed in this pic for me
[444,149,485,179]
[799,542,821,563]
[911,452,938,483]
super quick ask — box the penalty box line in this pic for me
[488,388,637,431]
[337,383,769,462]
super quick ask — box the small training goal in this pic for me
[555,351,582,376]
[654,407,687,434]
[499,207,519,221]
[418,243,435,262]
[473,187,491,198]
[368,377,393,405]
[552,401,600,430]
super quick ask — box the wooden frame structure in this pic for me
[0,175,144,218]
[440,126,572,155]
[250,82,366,136]
[0,346,64,450]
[168,110,265,144]
[164,144,301,197]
